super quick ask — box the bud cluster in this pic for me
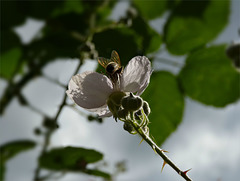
[107,92,151,135]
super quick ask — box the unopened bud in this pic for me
[143,101,151,116]
[117,108,129,119]
[123,122,135,134]
[107,91,126,118]
[108,91,126,106]
[121,93,143,111]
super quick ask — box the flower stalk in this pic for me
[128,115,192,181]
[112,94,192,181]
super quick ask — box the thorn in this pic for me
[139,138,144,145]
[152,145,157,154]
[183,168,192,175]
[161,161,167,173]
[160,149,169,153]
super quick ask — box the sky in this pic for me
[0,1,240,181]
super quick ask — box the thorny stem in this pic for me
[129,113,192,181]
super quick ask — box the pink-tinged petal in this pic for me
[121,56,152,95]
[66,71,113,109]
[86,104,112,117]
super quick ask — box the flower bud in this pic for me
[143,101,151,116]
[121,93,143,111]
[107,91,126,119]
[123,122,135,134]
[108,91,126,106]
[117,108,129,120]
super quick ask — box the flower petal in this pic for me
[121,56,152,95]
[66,71,113,109]
[86,104,113,117]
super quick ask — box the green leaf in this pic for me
[1,1,26,29]
[39,146,103,171]
[164,0,230,55]
[1,30,21,53]
[85,169,111,179]
[0,47,22,80]
[179,45,240,107]
[131,16,162,54]
[93,27,142,67]
[142,71,184,145]
[52,0,84,17]
[133,0,168,20]
[0,163,5,181]
[0,140,36,162]
[26,27,80,64]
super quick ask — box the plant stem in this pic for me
[129,119,193,181]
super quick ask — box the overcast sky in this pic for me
[0,1,240,181]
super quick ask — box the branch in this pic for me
[129,119,193,181]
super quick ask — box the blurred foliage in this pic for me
[142,72,184,145]
[179,45,240,107]
[39,146,110,179]
[164,0,230,55]
[0,140,36,181]
[0,0,239,180]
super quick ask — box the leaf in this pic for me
[1,30,21,53]
[0,140,36,162]
[131,16,162,54]
[0,47,22,80]
[0,160,5,181]
[85,169,111,179]
[0,140,35,181]
[1,1,26,29]
[39,146,103,171]
[51,0,84,17]
[25,27,80,64]
[18,1,63,20]
[142,71,184,145]
[93,27,142,67]
[179,45,240,107]
[133,0,168,20]
[164,0,230,55]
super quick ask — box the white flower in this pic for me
[66,56,152,117]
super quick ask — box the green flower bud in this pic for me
[143,101,151,116]
[121,93,143,111]
[134,110,141,121]
[108,91,126,106]
[117,108,129,119]
[123,122,135,134]
[107,91,126,119]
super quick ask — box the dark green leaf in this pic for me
[0,47,22,80]
[133,0,167,20]
[142,71,184,145]
[52,1,84,17]
[0,159,5,181]
[0,140,33,181]
[25,28,81,64]
[93,27,142,67]
[179,45,240,107]
[1,30,21,53]
[131,16,162,54]
[1,1,26,29]
[18,1,63,20]
[85,169,111,179]
[0,140,36,162]
[39,146,103,171]
[164,0,230,55]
